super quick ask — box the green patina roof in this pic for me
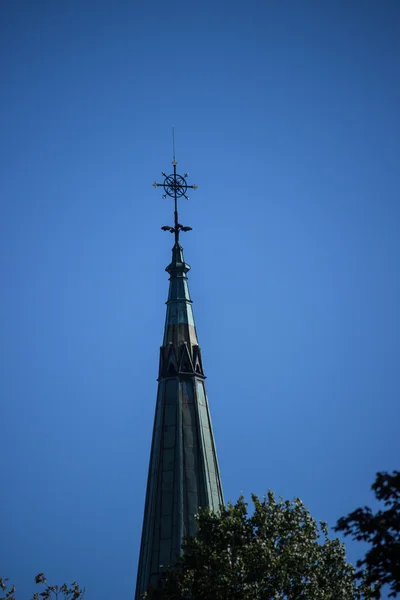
[163,242,198,347]
[135,242,224,598]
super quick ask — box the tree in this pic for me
[0,574,85,600]
[335,471,400,598]
[146,492,373,600]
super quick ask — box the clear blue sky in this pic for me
[1,1,399,598]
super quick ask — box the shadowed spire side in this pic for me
[134,152,223,599]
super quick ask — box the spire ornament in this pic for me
[152,133,198,243]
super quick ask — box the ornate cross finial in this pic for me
[152,132,198,244]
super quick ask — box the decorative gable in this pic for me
[179,342,194,373]
[192,345,204,377]
[164,343,178,377]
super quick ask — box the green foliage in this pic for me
[146,492,373,600]
[0,574,84,600]
[0,578,16,600]
[335,471,400,598]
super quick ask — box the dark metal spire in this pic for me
[152,131,198,244]
[135,145,223,599]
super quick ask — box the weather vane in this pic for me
[153,129,198,244]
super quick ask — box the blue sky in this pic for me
[1,1,399,598]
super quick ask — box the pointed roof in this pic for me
[163,242,198,348]
[135,157,223,599]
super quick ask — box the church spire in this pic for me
[163,241,198,348]
[135,150,223,599]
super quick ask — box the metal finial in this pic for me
[152,136,198,244]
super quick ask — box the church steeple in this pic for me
[134,152,223,598]
[162,242,198,349]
